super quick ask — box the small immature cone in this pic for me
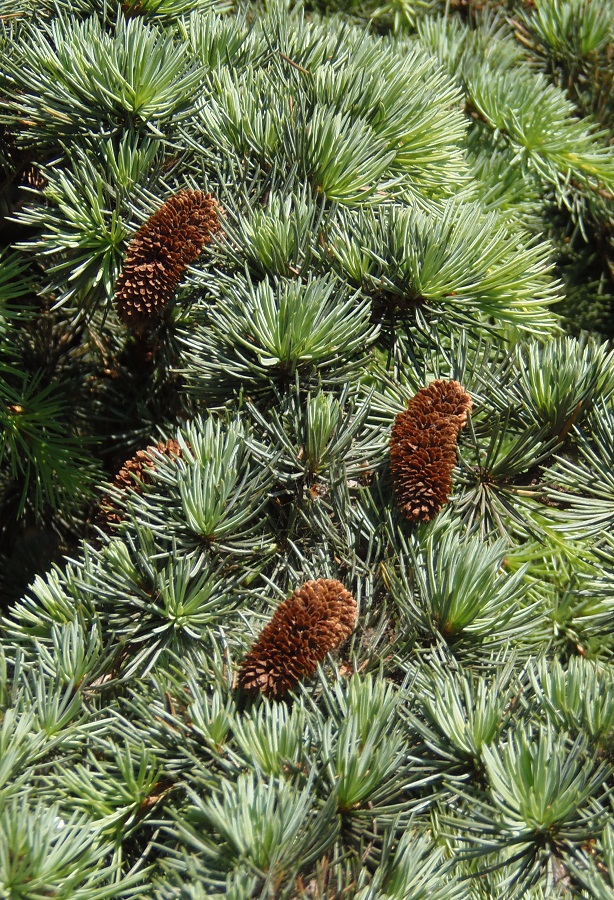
[100,439,182,526]
[240,579,357,698]
[390,379,471,523]
[115,190,219,331]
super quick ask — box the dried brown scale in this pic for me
[390,380,472,523]
[100,439,182,527]
[22,164,47,191]
[114,190,219,332]
[240,579,357,698]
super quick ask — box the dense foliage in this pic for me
[1,0,614,896]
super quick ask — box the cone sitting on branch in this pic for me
[390,380,472,523]
[114,190,219,332]
[100,439,182,527]
[240,579,357,698]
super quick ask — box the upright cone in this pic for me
[390,379,471,522]
[100,439,182,526]
[240,579,357,698]
[115,190,219,331]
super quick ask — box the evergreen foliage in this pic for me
[1,0,614,896]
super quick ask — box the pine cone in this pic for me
[100,439,182,526]
[240,579,357,698]
[114,190,219,331]
[390,380,471,523]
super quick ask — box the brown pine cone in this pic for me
[115,190,219,331]
[390,380,471,522]
[100,438,182,526]
[240,579,357,698]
